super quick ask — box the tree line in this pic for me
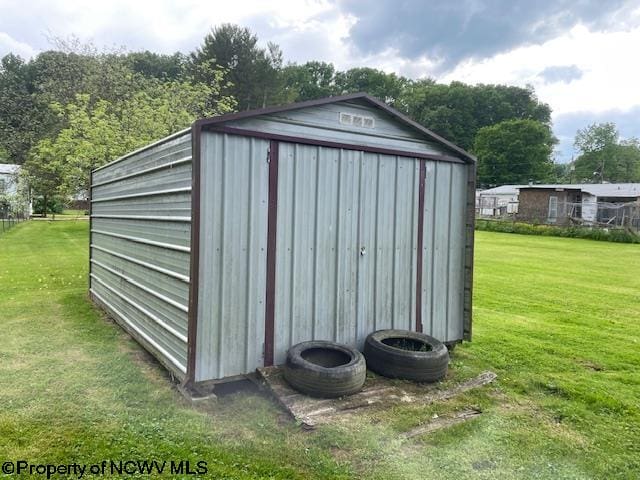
[1,24,639,208]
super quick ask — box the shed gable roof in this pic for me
[196,93,475,164]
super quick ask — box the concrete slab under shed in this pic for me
[257,367,497,428]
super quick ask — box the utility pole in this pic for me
[569,157,575,183]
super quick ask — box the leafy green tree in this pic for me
[27,49,134,137]
[30,50,153,116]
[573,123,640,183]
[334,67,409,106]
[24,77,235,199]
[21,148,65,217]
[282,61,338,101]
[0,46,158,164]
[616,140,640,182]
[552,162,573,183]
[474,119,556,186]
[190,24,291,110]
[0,54,39,164]
[402,81,552,151]
[282,64,409,105]
[29,51,96,109]
[125,51,187,80]
[574,122,618,154]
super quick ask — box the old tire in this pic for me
[284,340,366,398]
[364,329,448,382]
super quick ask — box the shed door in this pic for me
[272,142,420,365]
[195,133,270,382]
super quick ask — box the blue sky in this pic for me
[1,0,639,162]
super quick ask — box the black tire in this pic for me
[364,329,448,382]
[284,340,366,398]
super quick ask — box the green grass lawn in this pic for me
[0,221,638,479]
[0,218,25,236]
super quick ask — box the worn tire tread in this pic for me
[364,329,449,382]
[283,341,366,398]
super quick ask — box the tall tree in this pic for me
[282,61,338,101]
[190,24,290,110]
[573,123,640,183]
[402,81,552,151]
[125,51,187,80]
[23,76,235,199]
[0,47,154,164]
[616,139,640,182]
[0,54,39,164]
[281,63,409,105]
[474,119,556,186]
[574,122,618,154]
[334,67,409,106]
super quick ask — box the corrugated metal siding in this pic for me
[273,143,419,364]
[195,132,270,382]
[421,162,467,342]
[87,102,472,385]
[90,132,192,379]
[225,99,450,157]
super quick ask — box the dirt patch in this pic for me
[402,408,482,439]
[577,359,605,371]
[472,459,497,471]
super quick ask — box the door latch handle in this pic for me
[360,246,366,256]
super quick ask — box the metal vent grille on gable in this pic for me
[339,112,375,129]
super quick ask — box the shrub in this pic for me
[33,196,65,215]
[475,219,640,244]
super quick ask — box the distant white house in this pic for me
[0,163,31,217]
[0,163,20,195]
[476,185,524,216]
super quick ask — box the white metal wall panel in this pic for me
[421,162,467,342]
[91,218,191,248]
[90,131,192,379]
[93,130,191,184]
[195,132,270,382]
[273,144,419,364]
[447,165,467,341]
[92,191,191,217]
[92,162,192,200]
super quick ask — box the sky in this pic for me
[1,0,639,163]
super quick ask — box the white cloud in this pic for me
[1,0,639,160]
[0,0,341,55]
[440,24,640,117]
[0,32,37,59]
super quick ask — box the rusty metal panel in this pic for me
[194,132,270,382]
[89,131,192,379]
[273,144,419,365]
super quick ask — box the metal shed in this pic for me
[89,93,476,387]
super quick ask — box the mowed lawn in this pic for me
[0,221,638,479]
